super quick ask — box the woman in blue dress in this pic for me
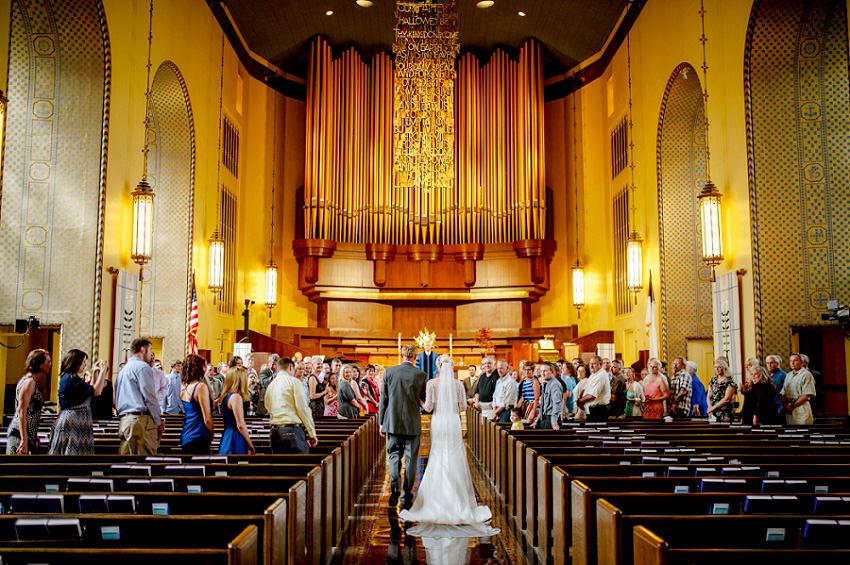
[180,355,214,454]
[219,366,255,455]
[48,349,107,455]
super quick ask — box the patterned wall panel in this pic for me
[656,64,713,361]
[745,0,850,360]
[0,0,109,355]
[138,62,195,364]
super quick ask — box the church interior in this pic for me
[1,0,850,563]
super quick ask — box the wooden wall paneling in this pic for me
[325,301,393,332]
[391,304,457,334]
[456,301,524,332]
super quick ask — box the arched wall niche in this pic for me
[138,61,196,362]
[656,63,713,362]
[745,0,850,360]
[0,0,110,356]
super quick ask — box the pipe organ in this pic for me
[296,0,555,331]
[303,34,546,245]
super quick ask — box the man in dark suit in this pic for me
[379,343,427,510]
[415,339,439,381]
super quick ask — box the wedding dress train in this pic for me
[399,354,500,538]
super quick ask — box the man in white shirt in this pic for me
[491,359,519,422]
[152,359,169,414]
[577,355,611,422]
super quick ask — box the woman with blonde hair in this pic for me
[707,358,738,422]
[337,365,363,419]
[219,366,255,455]
[6,349,50,455]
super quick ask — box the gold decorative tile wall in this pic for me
[657,64,713,361]
[138,62,195,363]
[1,0,109,356]
[745,0,850,359]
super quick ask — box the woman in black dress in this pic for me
[740,365,777,426]
[48,349,107,455]
[6,349,51,454]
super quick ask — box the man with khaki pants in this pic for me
[114,338,164,454]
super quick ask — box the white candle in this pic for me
[450,333,453,356]
[398,332,402,363]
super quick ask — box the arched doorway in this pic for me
[657,64,713,362]
[138,62,196,362]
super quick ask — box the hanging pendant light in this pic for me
[625,35,643,300]
[572,260,585,311]
[131,0,155,269]
[131,178,154,266]
[571,91,585,317]
[264,92,279,311]
[208,228,225,293]
[697,0,724,282]
[264,259,278,310]
[209,34,226,294]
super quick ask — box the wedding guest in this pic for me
[265,357,318,454]
[180,354,214,454]
[162,360,184,415]
[532,362,563,430]
[510,407,525,431]
[561,363,578,419]
[516,362,540,423]
[707,358,738,422]
[337,365,363,419]
[229,356,243,368]
[800,354,824,415]
[89,365,114,421]
[577,356,611,422]
[740,357,761,393]
[324,373,339,418]
[781,353,816,425]
[491,359,519,423]
[361,365,381,414]
[115,339,162,455]
[219,366,255,455]
[6,349,50,455]
[573,366,589,420]
[766,354,786,415]
[473,356,499,419]
[608,360,627,418]
[308,365,327,421]
[349,365,368,416]
[669,357,693,418]
[686,361,708,417]
[462,364,478,404]
[49,350,107,455]
[151,358,168,411]
[624,367,644,418]
[294,361,310,402]
[256,353,279,416]
[741,365,777,426]
[642,358,670,419]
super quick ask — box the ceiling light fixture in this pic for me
[326,10,334,15]
[476,1,495,8]
[518,11,526,17]
[356,0,374,6]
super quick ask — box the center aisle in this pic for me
[337,417,533,564]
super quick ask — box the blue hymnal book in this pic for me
[14,518,49,540]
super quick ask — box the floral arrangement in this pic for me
[415,327,437,349]
[475,327,494,353]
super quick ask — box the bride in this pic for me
[400,354,500,538]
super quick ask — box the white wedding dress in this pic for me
[399,354,500,538]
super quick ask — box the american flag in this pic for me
[188,274,199,355]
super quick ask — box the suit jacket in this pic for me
[379,361,426,436]
[415,351,439,381]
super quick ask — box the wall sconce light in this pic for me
[627,230,643,297]
[208,229,225,293]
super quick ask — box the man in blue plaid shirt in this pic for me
[669,357,693,418]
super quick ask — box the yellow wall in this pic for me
[538,0,756,366]
[96,0,307,366]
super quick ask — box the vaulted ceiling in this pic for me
[221,0,630,79]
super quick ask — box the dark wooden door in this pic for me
[793,326,847,417]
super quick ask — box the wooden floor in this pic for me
[335,420,536,564]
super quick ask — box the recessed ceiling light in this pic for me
[356,0,374,6]
[476,1,495,8]
[518,11,526,16]
[326,10,334,15]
